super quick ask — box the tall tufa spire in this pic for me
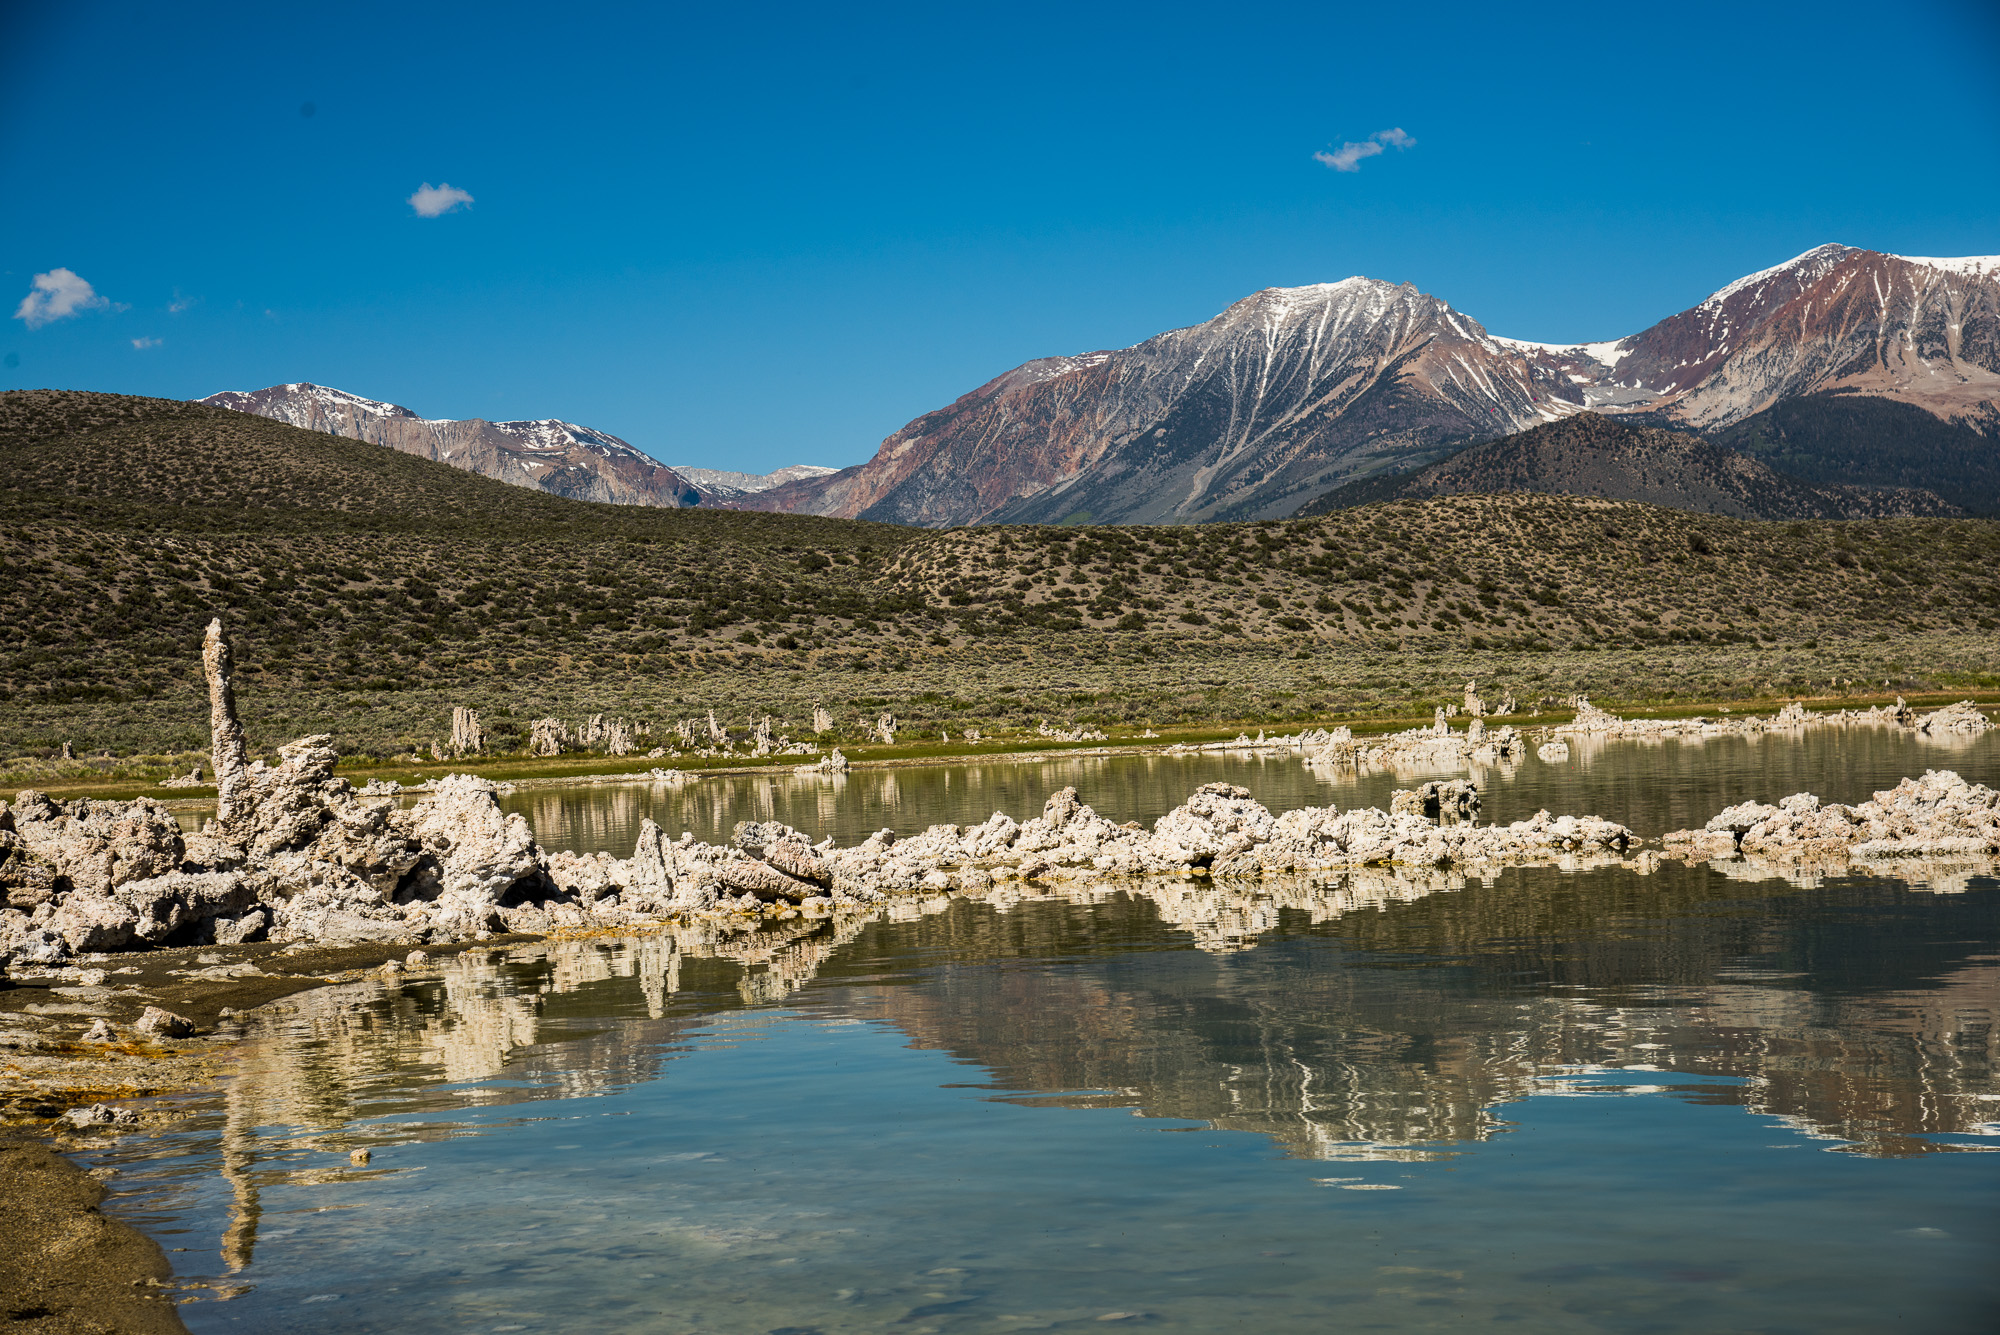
[202,618,249,823]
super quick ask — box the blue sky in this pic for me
[5,0,1997,474]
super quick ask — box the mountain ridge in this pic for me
[740,246,2000,527]
[201,383,704,510]
[672,463,839,501]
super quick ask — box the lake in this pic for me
[87,725,2000,1333]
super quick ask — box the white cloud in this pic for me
[131,336,162,350]
[168,290,198,314]
[1314,141,1382,172]
[1314,127,1417,173]
[408,182,474,217]
[14,268,111,329]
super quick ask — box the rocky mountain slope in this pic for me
[743,246,2000,527]
[201,383,703,509]
[1295,414,1961,519]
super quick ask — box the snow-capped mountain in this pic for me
[198,384,702,508]
[671,463,839,501]
[743,245,2000,526]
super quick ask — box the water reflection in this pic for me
[139,860,1998,1288]
[505,725,2000,855]
[99,729,2000,1334]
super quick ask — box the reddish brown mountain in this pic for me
[744,246,2000,527]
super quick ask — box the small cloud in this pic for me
[131,336,162,350]
[1314,127,1417,173]
[14,267,111,329]
[168,289,198,314]
[1314,141,1383,172]
[408,182,474,217]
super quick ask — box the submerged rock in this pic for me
[62,1102,140,1129]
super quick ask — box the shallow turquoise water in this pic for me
[89,729,2000,1332]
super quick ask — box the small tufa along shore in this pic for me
[1299,691,1993,775]
[1553,693,1994,741]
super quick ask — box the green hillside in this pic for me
[4,390,1998,773]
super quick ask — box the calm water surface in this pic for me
[90,728,2000,1333]
[511,723,2000,852]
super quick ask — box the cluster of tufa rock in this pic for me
[1305,719,1524,773]
[538,780,1636,923]
[1663,769,2000,867]
[11,621,1986,969]
[0,733,548,963]
[0,622,550,964]
[1035,721,1110,743]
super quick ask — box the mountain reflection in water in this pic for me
[132,856,1997,1294]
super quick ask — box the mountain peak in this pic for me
[206,381,422,422]
[1697,243,1857,312]
[1220,276,1420,324]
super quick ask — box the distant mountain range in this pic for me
[671,463,840,501]
[738,245,2000,524]
[198,384,834,510]
[1296,413,1961,520]
[200,245,1998,526]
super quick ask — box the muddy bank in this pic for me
[0,1133,186,1335]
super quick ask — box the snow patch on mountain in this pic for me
[1893,254,2000,278]
[205,382,422,421]
[493,419,654,461]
